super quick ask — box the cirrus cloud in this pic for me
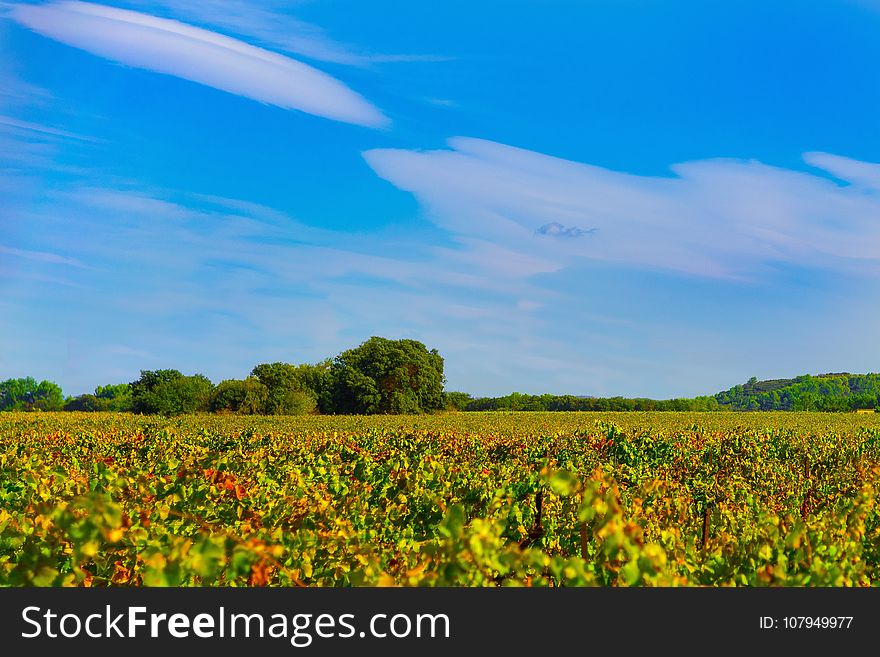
[364,137,880,280]
[123,0,452,67]
[10,1,389,128]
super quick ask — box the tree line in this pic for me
[454,392,722,412]
[713,373,880,411]
[2,346,878,415]
[0,337,446,416]
[449,373,880,412]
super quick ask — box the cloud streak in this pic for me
[0,244,90,268]
[125,0,450,67]
[0,179,569,394]
[10,1,389,127]
[3,166,879,399]
[364,137,880,280]
[0,115,95,141]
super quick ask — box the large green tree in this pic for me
[130,369,213,415]
[443,391,474,411]
[250,363,317,414]
[64,383,133,413]
[209,377,269,414]
[95,383,133,411]
[326,337,445,414]
[0,377,64,411]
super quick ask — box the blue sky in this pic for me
[2,0,880,398]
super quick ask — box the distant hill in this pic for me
[460,372,880,412]
[714,373,880,411]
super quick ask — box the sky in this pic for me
[2,0,880,399]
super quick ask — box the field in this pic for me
[3,411,880,587]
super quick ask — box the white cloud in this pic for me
[10,1,389,128]
[804,151,880,190]
[124,0,450,67]
[5,166,880,397]
[364,137,880,279]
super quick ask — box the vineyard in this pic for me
[2,411,880,586]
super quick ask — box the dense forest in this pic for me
[1,338,878,415]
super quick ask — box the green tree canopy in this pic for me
[209,377,269,414]
[63,394,102,412]
[250,363,317,415]
[94,383,132,411]
[326,337,445,414]
[443,391,474,411]
[130,369,213,415]
[0,377,64,411]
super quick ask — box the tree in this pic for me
[250,363,317,415]
[291,360,332,412]
[64,394,102,412]
[209,378,269,414]
[31,380,64,411]
[326,337,445,414]
[95,383,133,411]
[443,391,473,411]
[130,369,213,415]
[0,377,64,411]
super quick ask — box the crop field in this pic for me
[2,411,880,587]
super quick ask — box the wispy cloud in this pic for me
[0,113,90,168]
[0,244,91,268]
[4,165,879,398]
[10,1,389,127]
[0,69,53,110]
[0,175,571,393]
[124,0,451,67]
[0,114,95,141]
[364,137,880,280]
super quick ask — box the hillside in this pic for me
[714,373,880,411]
[457,373,880,412]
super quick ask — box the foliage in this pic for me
[129,370,213,416]
[714,373,880,411]
[209,378,269,414]
[326,337,445,414]
[465,392,721,412]
[443,391,474,411]
[290,360,332,412]
[63,394,103,412]
[65,384,133,413]
[9,356,880,416]
[250,363,317,415]
[3,411,880,587]
[95,384,133,412]
[0,377,64,411]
